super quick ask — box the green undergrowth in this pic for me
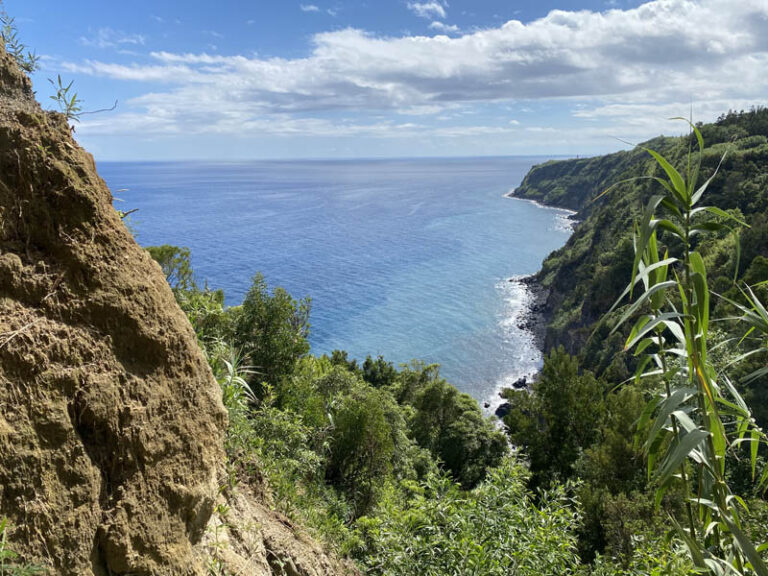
[0,519,44,576]
[505,117,768,575]
[147,242,713,575]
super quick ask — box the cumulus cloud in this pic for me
[407,1,448,20]
[69,0,768,139]
[300,4,321,12]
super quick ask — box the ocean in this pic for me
[99,157,573,410]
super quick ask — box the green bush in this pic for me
[503,346,605,488]
[235,273,310,389]
[410,377,507,488]
[353,459,581,576]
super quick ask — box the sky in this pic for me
[6,0,768,161]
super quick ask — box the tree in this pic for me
[325,386,398,515]
[361,355,397,389]
[503,346,605,488]
[146,245,196,292]
[146,245,235,342]
[235,273,310,390]
[411,378,507,487]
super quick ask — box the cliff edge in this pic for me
[0,46,352,576]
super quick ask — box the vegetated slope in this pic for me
[0,45,352,576]
[513,110,768,381]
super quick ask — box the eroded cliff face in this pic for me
[0,46,352,576]
[0,45,228,575]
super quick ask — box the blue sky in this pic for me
[6,0,768,161]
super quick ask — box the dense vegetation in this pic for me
[144,112,768,576]
[514,109,768,391]
[146,241,708,575]
[504,111,768,574]
[5,4,766,573]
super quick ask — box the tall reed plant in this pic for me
[606,120,768,575]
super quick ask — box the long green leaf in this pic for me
[656,429,709,485]
[625,313,685,351]
[646,388,697,448]
[703,206,748,227]
[655,218,686,241]
[751,430,760,482]
[612,281,678,334]
[722,513,768,576]
[644,147,689,203]
[670,516,708,570]
[690,151,727,206]
[605,257,678,318]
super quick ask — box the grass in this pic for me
[0,519,44,576]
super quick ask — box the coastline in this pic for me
[516,274,549,353]
[490,190,576,419]
[502,189,576,357]
[489,273,549,420]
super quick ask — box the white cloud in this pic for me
[407,1,448,20]
[67,0,768,142]
[79,28,146,49]
[428,21,459,34]
[300,4,321,12]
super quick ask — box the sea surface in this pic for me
[99,157,573,409]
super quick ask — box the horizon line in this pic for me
[95,152,591,164]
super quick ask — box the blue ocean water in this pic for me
[99,157,573,409]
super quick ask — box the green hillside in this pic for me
[514,109,768,389]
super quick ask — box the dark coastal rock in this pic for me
[495,402,512,419]
[512,377,527,390]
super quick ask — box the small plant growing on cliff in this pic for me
[0,8,38,73]
[48,75,82,122]
[0,519,45,575]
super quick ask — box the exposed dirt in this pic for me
[0,46,353,576]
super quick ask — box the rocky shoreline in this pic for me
[515,274,550,352]
[490,191,577,420]
[491,273,550,419]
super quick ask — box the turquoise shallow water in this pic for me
[99,157,572,409]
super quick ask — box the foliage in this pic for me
[146,245,196,291]
[140,107,768,573]
[0,7,37,73]
[514,108,768,392]
[0,519,44,576]
[361,355,398,389]
[586,531,694,576]
[504,113,768,573]
[48,75,82,122]
[607,121,768,575]
[325,385,399,515]
[503,346,605,487]
[410,376,507,488]
[235,273,311,389]
[575,387,654,562]
[162,258,509,558]
[353,460,582,576]
[146,245,236,343]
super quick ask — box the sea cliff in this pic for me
[509,110,768,383]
